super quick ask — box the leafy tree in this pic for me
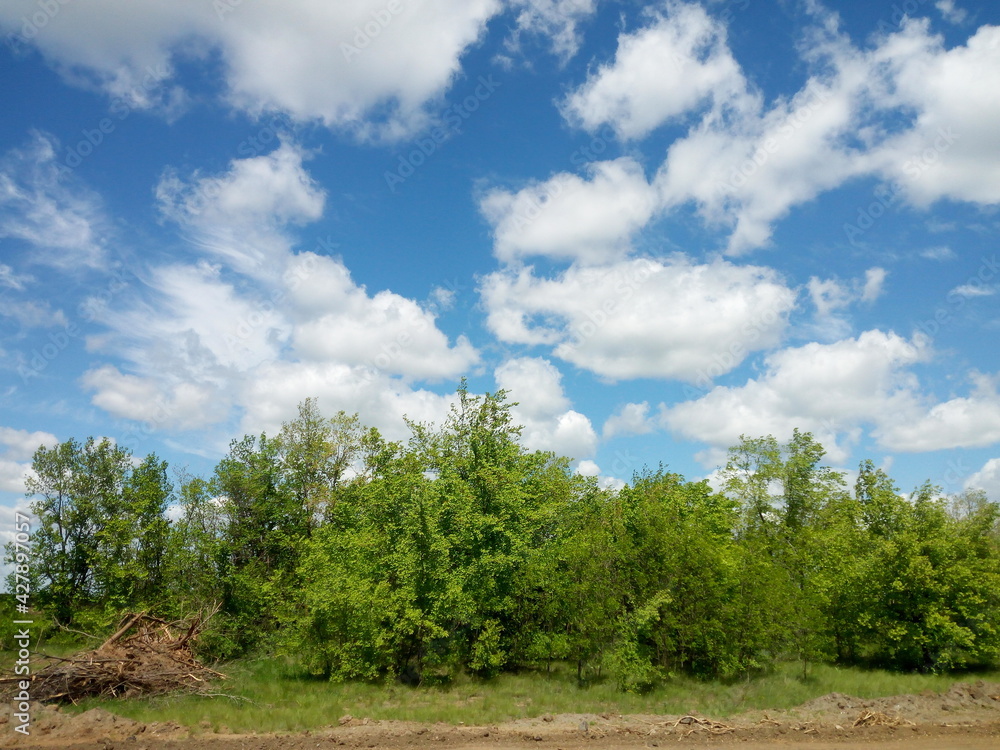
[277,398,362,530]
[13,438,171,623]
[162,474,225,616]
[721,431,847,676]
[836,481,1000,670]
[214,432,307,650]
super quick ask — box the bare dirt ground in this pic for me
[3,680,999,750]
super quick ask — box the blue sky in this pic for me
[1,0,999,529]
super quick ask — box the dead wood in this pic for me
[0,608,225,703]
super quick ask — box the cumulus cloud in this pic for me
[663,330,1000,462]
[936,0,968,24]
[561,1,753,140]
[575,458,626,491]
[480,255,796,381]
[805,267,887,340]
[661,330,932,463]
[288,253,479,380]
[877,372,1000,452]
[83,144,478,437]
[81,364,229,432]
[0,426,57,493]
[0,426,58,461]
[156,142,326,277]
[966,457,1000,500]
[239,361,460,446]
[479,158,659,265]
[867,21,1000,207]
[0,0,503,140]
[532,4,1000,256]
[602,402,654,440]
[494,357,598,459]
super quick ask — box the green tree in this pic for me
[721,431,847,676]
[214,432,307,650]
[277,398,362,530]
[14,437,171,623]
[162,474,225,616]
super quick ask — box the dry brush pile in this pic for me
[1,611,225,703]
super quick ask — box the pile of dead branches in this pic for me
[1,611,225,703]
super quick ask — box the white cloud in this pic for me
[921,246,957,260]
[288,253,479,380]
[478,8,1000,258]
[239,360,459,446]
[0,460,31,494]
[804,267,887,340]
[603,402,653,440]
[861,267,887,303]
[0,132,107,268]
[480,255,795,382]
[808,277,854,321]
[480,158,658,265]
[494,357,598,459]
[505,0,598,62]
[663,331,1000,461]
[949,283,996,298]
[575,458,626,491]
[0,427,58,461]
[877,372,1000,452]
[0,0,503,140]
[661,330,932,464]
[0,426,57,494]
[81,365,228,431]
[0,298,68,329]
[560,1,753,140]
[156,142,326,277]
[654,67,865,254]
[936,0,968,25]
[868,21,1000,207]
[966,457,1000,500]
[84,145,477,436]
[0,264,32,290]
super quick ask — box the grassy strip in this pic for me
[49,659,1000,734]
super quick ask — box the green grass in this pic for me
[46,659,1000,734]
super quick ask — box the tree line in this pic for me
[7,387,1000,687]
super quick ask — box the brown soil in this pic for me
[3,680,999,750]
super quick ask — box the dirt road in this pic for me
[4,680,1000,749]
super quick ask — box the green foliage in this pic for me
[7,438,172,623]
[11,393,1000,685]
[831,481,1000,671]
